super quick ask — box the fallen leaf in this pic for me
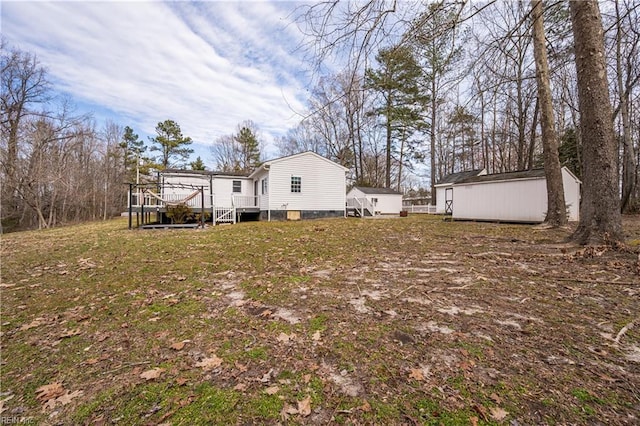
[276,332,291,343]
[36,382,65,402]
[140,368,165,380]
[360,400,371,412]
[470,416,479,426]
[57,390,83,406]
[0,394,14,414]
[297,395,312,417]
[259,369,274,383]
[176,377,188,386]
[473,404,489,421]
[408,368,424,381]
[260,309,273,318]
[489,393,502,404]
[170,341,186,351]
[60,329,81,338]
[490,407,509,421]
[312,330,322,341]
[195,355,223,370]
[280,403,298,421]
[265,385,279,395]
[233,383,247,391]
[302,374,311,384]
[85,358,99,365]
[20,318,45,331]
[234,361,248,373]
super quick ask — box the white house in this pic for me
[437,167,581,223]
[347,187,403,216]
[248,151,348,221]
[131,151,348,225]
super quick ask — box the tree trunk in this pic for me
[531,0,567,227]
[616,0,637,213]
[430,78,437,205]
[528,97,539,170]
[569,0,624,244]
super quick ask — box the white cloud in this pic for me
[2,0,312,157]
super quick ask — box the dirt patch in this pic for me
[1,215,639,424]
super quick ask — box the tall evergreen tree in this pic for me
[234,123,261,172]
[149,119,193,169]
[190,156,206,171]
[366,45,424,188]
[120,126,146,179]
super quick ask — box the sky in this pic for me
[2,0,318,166]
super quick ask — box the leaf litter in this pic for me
[1,215,639,424]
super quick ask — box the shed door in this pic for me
[445,188,453,215]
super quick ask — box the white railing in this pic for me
[403,204,437,214]
[232,195,258,208]
[347,197,375,217]
[215,207,235,223]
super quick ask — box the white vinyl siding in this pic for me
[450,168,580,222]
[211,177,252,207]
[347,188,403,215]
[267,153,346,212]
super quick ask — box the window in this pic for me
[232,180,242,193]
[261,178,268,195]
[291,176,301,193]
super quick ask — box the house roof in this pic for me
[458,168,546,184]
[435,169,485,186]
[248,151,348,178]
[161,152,348,180]
[352,186,403,195]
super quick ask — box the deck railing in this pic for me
[347,197,375,217]
[232,195,258,208]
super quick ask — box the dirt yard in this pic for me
[1,215,638,425]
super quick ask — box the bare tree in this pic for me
[569,0,623,244]
[531,0,566,226]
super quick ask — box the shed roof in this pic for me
[353,186,403,195]
[436,169,485,185]
[458,168,546,184]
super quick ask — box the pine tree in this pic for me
[234,125,261,172]
[365,45,425,188]
[190,156,206,171]
[149,120,193,169]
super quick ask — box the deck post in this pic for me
[128,184,133,229]
[200,186,205,228]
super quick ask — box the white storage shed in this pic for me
[446,167,581,222]
[347,187,404,216]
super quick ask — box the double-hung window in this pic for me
[291,176,301,193]
[232,180,242,193]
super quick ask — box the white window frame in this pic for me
[291,176,301,193]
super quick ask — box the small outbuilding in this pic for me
[434,169,486,214]
[436,167,581,223]
[347,186,404,216]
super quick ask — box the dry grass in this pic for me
[1,215,639,425]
